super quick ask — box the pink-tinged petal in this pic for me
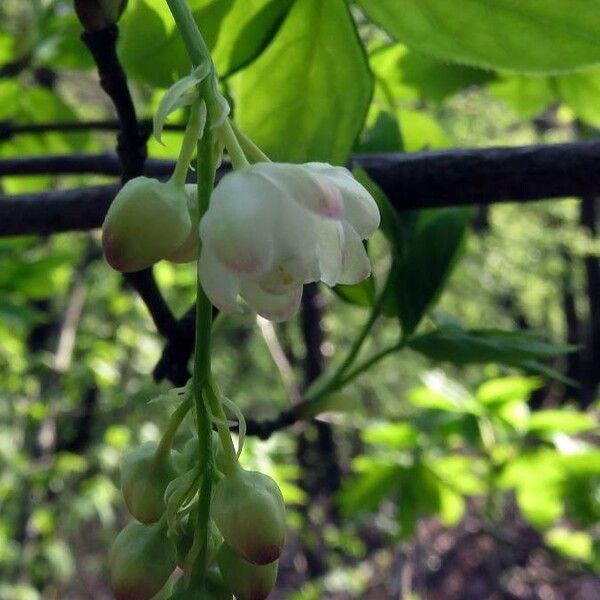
[254,163,345,220]
[306,163,380,238]
[199,249,241,314]
[200,170,277,276]
[316,219,344,287]
[240,281,303,322]
[338,223,372,285]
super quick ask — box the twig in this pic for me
[0,119,185,141]
[256,316,301,403]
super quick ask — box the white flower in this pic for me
[199,162,380,321]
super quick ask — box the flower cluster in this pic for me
[199,162,380,321]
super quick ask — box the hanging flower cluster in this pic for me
[199,162,380,321]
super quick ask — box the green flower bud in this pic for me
[75,0,128,31]
[121,442,178,524]
[102,177,192,273]
[169,571,232,600]
[109,521,177,600]
[212,468,286,565]
[218,543,277,600]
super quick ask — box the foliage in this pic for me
[0,0,598,598]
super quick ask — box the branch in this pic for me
[2,139,600,235]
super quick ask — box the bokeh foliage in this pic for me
[0,1,599,598]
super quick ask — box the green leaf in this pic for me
[488,74,556,118]
[395,208,472,335]
[528,409,596,436]
[232,0,372,164]
[338,461,401,516]
[119,0,232,88]
[356,110,404,154]
[556,66,600,127]
[409,326,575,367]
[332,277,376,308]
[546,528,593,562]
[362,422,419,449]
[398,51,493,103]
[475,376,541,406]
[356,0,600,74]
[398,109,451,151]
[212,0,294,77]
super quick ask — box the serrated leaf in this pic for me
[232,0,372,164]
[356,0,600,74]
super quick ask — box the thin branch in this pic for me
[0,119,185,140]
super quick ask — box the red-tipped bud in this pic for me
[212,468,286,565]
[218,543,278,600]
[109,521,177,600]
[121,442,178,524]
[102,177,192,272]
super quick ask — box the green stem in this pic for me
[156,394,192,460]
[166,0,211,67]
[205,381,240,475]
[219,118,250,169]
[305,275,393,402]
[170,100,204,187]
[189,124,217,589]
[336,341,404,390]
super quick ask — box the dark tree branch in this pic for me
[2,139,600,235]
[81,25,147,181]
[80,24,185,385]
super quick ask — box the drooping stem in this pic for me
[156,394,192,459]
[219,118,250,169]
[230,121,270,163]
[170,100,204,187]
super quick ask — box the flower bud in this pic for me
[75,0,128,31]
[212,468,286,565]
[102,177,192,272]
[109,521,177,600]
[218,543,278,600]
[121,442,178,524]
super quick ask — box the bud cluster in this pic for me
[109,431,285,600]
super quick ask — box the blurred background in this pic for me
[0,1,599,599]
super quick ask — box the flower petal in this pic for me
[255,163,345,220]
[338,223,372,285]
[316,219,344,287]
[306,163,380,238]
[199,249,241,314]
[200,170,278,276]
[240,280,303,322]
